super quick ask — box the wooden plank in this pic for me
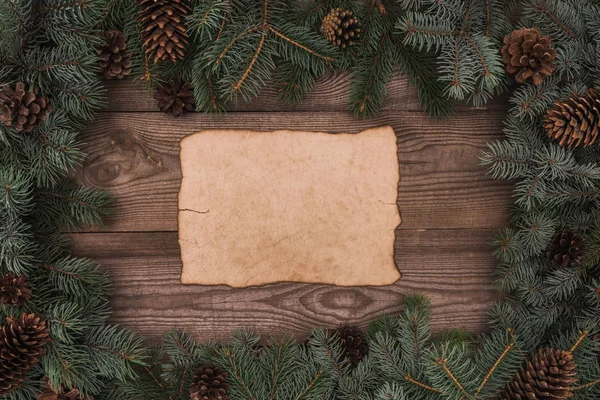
[101,73,509,113]
[69,229,503,341]
[77,110,513,232]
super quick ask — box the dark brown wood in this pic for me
[69,229,502,341]
[101,73,509,113]
[77,110,513,232]
[70,75,513,342]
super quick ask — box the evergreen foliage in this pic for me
[1,0,600,399]
[0,1,147,398]
[481,0,600,342]
[100,0,514,118]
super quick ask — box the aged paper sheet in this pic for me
[178,127,401,287]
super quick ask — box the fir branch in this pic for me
[216,25,262,65]
[222,347,259,400]
[433,358,470,398]
[569,329,590,353]
[403,372,444,394]
[474,328,522,398]
[233,31,267,91]
[574,378,600,391]
[269,26,333,63]
[529,0,578,39]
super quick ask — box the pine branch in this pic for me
[528,0,579,40]
[403,373,444,394]
[574,378,600,391]
[569,329,590,353]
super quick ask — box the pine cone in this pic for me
[502,347,577,400]
[501,27,556,85]
[321,8,361,49]
[190,365,230,400]
[544,88,600,148]
[97,30,132,80]
[546,230,585,268]
[338,325,367,366]
[0,82,52,132]
[38,377,94,400]
[137,0,190,63]
[0,313,51,395]
[0,273,31,306]
[154,79,195,117]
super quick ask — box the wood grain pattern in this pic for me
[101,73,509,113]
[69,229,502,341]
[70,75,513,341]
[76,110,513,232]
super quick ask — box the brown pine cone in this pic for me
[0,273,31,306]
[544,88,600,148]
[97,30,132,80]
[38,377,94,400]
[501,27,556,85]
[321,8,361,49]
[546,230,585,268]
[338,325,367,366]
[501,347,577,400]
[190,365,230,400]
[0,313,51,395]
[154,79,195,117]
[137,0,191,63]
[0,82,52,132]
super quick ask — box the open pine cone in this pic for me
[501,348,577,400]
[546,230,585,268]
[544,88,600,148]
[97,30,132,80]
[137,0,191,63]
[321,8,361,48]
[0,313,51,395]
[501,27,556,85]
[338,325,367,366]
[0,82,52,132]
[154,79,195,117]
[0,273,31,306]
[190,365,230,400]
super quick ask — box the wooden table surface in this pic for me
[70,73,513,342]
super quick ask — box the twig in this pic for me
[574,379,600,391]
[404,373,444,394]
[476,337,516,396]
[357,35,386,114]
[569,329,589,353]
[233,31,266,91]
[435,358,470,399]
[269,27,333,62]
[216,25,261,64]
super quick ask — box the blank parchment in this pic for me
[178,126,401,287]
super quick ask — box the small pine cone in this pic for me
[338,325,367,366]
[544,88,600,148]
[97,30,132,80]
[0,82,52,132]
[501,348,577,400]
[0,313,51,395]
[137,0,191,63]
[321,8,361,49]
[38,377,94,400]
[190,365,230,400]
[154,80,195,117]
[0,273,31,306]
[546,230,585,268]
[501,27,556,85]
